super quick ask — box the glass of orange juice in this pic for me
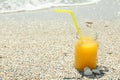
[74,27,98,71]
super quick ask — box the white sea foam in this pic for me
[0,0,101,13]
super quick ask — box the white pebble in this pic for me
[84,67,93,76]
[92,69,101,74]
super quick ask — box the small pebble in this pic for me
[92,69,101,74]
[86,21,93,28]
[96,66,103,71]
[63,53,67,56]
[118,78,120,80]
[86,21,93,24]
[84,67,92,76]
[107,52,112,54]
[105,25,108,27]
[0,56,2,58]
[0,77,2,80]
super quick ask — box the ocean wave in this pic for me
[0,0,101,13]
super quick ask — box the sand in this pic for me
[0,17,120,80]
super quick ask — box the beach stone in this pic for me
[118,78,120,80]
[0,56,2,58]
[0,77,2,80]
[84,67,93,76]
[86,21,93,24]
[96,66,103,71]
[105,25,108,27]
[92,69,101,74]
[107,52,113,54]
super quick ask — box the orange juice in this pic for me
[74,36,98,71]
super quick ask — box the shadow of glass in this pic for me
[77,65,109,79]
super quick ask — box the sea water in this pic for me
[0,0,101,13]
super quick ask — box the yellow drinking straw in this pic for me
[54,9,81,38]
